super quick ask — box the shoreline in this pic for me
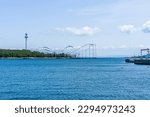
[0,57,74,60]
[0,49,74,59]
[0,57,125,60]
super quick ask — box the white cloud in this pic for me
[55,26,101,36]
[119,25,137,34]
[142,20,150,33]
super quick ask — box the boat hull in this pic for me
[125,58,135,63]
[134,59,150,65]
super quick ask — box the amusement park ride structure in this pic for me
[40,43,97,58]
[24,33,96,58]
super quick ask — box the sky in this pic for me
[0,0,150,56]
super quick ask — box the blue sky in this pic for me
[0,0,150,56]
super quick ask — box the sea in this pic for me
[0,58,150,100]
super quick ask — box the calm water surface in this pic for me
[0,58,150,100]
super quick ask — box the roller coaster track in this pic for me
[75,43,96,58]
[39,43,97,58]
[67,43,97,58]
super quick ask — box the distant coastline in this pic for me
[0,49,74,59]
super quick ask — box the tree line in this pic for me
[0,49,74,58]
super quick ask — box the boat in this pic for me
[134,59,150,65]
[125,57,139,63]
[125,48,150,65]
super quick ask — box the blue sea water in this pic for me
[0,58,150,100]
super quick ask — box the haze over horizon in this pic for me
[0,0,150,56]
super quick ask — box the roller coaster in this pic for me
[39,43,97,58]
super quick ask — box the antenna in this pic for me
[24,33,28,50]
